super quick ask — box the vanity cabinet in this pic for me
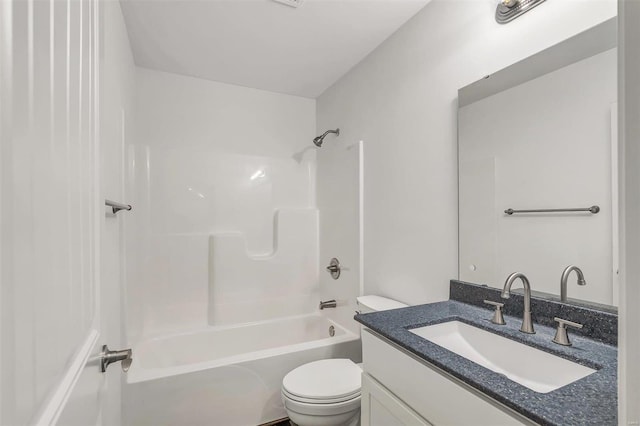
[361,373,431,426]
[361,329,534,426]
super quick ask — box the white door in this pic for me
[0,0,124,424]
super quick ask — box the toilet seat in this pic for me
[282,388,360,404]
[282,392,361,417]
[282,359,362,404]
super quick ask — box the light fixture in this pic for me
[495,0,546,24]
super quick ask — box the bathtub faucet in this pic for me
[319,300,337,310]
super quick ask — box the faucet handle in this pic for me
[552,317,583,346]
[483,300,506,325]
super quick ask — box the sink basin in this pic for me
[409,320,596,393]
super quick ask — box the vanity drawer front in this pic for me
[361,373,432,426]
[362,330,530,426]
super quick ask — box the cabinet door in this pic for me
[361,373,432,426]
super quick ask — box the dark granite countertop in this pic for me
[355,300,617,426]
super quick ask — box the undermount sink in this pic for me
[409,320,596,393]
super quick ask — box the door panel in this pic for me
[0,0,104,424]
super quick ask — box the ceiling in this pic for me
[120,0,430,98]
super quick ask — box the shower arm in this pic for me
[319,129,339,139]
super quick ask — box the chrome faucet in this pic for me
[319,299,337,310]
[501,272,535,334]
[560,265,586,302]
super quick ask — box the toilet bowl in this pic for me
[282,359,362,426]
[281,296,408,426]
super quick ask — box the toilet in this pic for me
[281,296,408,426]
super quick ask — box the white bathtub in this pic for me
[123,314,361,426]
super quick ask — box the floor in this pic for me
[260,418,291,426]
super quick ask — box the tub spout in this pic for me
[319,300,337,310]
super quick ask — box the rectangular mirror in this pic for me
[457,18,618,309]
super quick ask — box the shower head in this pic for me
[313,128,340,147]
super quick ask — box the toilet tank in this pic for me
[356,295,408,314]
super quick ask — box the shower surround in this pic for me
[125,68,318,339]
[122,69,365,425]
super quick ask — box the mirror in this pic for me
[457,18,618,309]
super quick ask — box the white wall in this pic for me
[317,0,617,305]
[459,48,617,305]
[126,68,316,340]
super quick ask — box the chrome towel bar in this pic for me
[105,199,132,214]
[504,205,600,215]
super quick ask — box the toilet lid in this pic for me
[282,359,362,401]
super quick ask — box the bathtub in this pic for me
[123,314,361,426]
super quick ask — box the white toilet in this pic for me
[281,296,408,426]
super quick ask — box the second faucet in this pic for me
[560,265,587,302]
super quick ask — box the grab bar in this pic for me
[504,205,600,215]
[105,199,132,214]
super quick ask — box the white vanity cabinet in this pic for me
[361,373,432,426]
[361,329,534,426]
